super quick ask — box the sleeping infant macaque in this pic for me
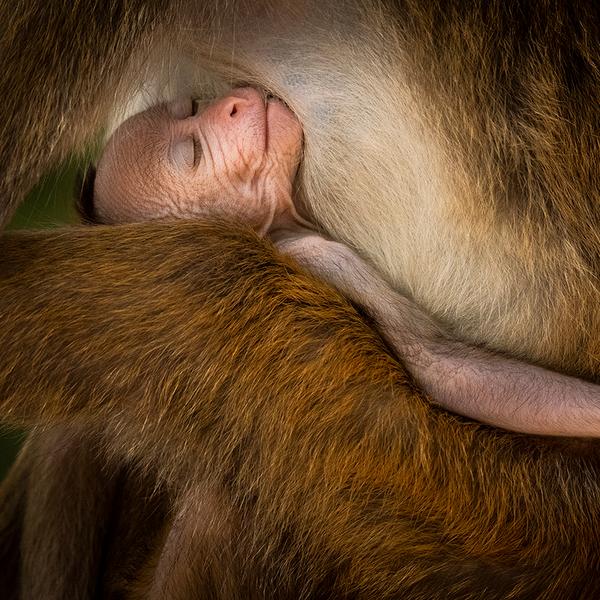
[84,87,600,438]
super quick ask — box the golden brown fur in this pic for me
[2,222,600,598]
[0,1,599,598]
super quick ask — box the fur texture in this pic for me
[0,1,598,597]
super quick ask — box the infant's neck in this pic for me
[268,191,316,237]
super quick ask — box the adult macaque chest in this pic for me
[91,87,600,438]
[176,2,599,384]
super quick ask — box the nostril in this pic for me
[230,104,238,117]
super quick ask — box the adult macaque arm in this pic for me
[277,234,600,438]
[0,220,411,475]
[0,220,457,597]
[0,223,598,598]
[2,219,598,447]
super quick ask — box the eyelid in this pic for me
[192,135,202,167]
[170,137,194,169]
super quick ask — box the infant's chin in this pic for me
[266,97,303,159]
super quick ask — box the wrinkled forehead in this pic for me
[111,104,169,153]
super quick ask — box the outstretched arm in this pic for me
[278,233,600,437]
[3,220,598,597]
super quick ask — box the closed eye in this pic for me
[171,136,202,169]
[171,137,194,169]
[192,135,202,166]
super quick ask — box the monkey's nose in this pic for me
[218,87,264,118]
[225,98,244,117]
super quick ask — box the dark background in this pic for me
[0,166,79,480]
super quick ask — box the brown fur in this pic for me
[1,223,600,597]
[0,0,599,598]
[19,429,118,600]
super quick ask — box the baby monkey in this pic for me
[85,87,600,438]
[92,87,309,235]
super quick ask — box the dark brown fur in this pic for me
[0,1,599,598]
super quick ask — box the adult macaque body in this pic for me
[94,87,600,438]
[0,1,599,598]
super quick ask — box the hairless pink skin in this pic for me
[95,87,311,235]
[279,234,600,438]
[95,88,600,438]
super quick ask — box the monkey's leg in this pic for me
[141,487,242,600]
[8,427,179,599]
[96,464,171,598]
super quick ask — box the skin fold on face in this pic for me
[94,87,310,235]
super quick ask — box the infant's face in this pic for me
[94,87,303,232]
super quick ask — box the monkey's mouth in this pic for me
[232,82,294,114]
[265,92,291,108]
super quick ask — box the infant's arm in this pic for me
[277,233,600,438]
[81,158,600,438]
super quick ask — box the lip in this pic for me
[264,97,275,152]
[264,95,298,153]
[226,87,297,152]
